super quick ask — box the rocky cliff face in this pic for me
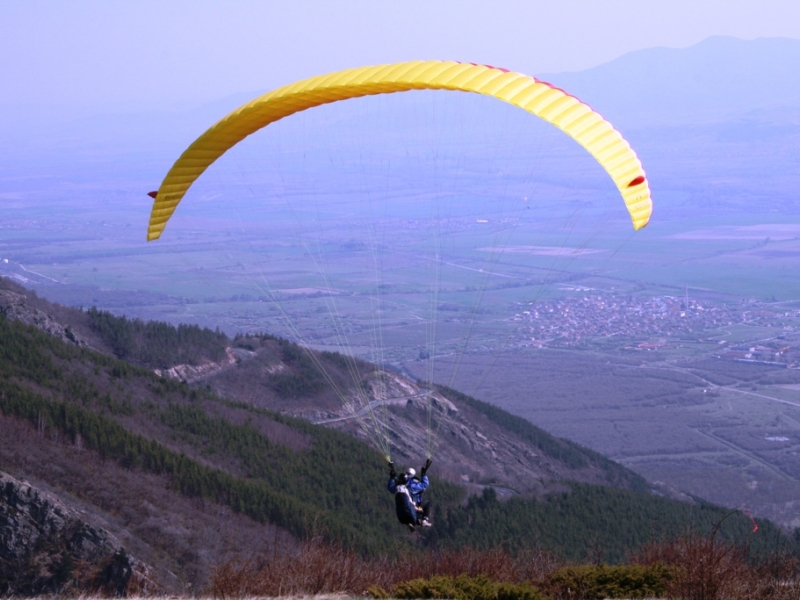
[0,471,139,596]
[0,288,87,348]
[203,351,636,494]
[154,347,239,382]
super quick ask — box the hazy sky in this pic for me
[2,0,800,122]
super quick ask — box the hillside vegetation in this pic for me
[1,278,798,594]
[84,306,228,369]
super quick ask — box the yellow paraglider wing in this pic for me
[147,61,652,241]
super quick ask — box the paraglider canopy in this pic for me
[146,60,652,241]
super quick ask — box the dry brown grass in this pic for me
[630,527,800,600]
[210,530,800,600]
[63,596,361,600]
[14,530,800,599]
[210,542,562,598]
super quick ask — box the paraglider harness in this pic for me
[394,480,419,526]
[388,459,431,529]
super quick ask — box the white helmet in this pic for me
[406,467,416,478]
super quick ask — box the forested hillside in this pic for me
[84,306,228,368]
[0,312,416,552]
[201,334,650,495]
[429,485,785,563]
[0,276,653,495]
[1,277,797,594]
[0,277,229,368]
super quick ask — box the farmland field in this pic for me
[405,348,800,528]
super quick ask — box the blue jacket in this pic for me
[388,475,429,505]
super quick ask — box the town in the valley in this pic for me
[509,289,800,366]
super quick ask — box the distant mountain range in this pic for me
[543,36,800,128]
[5,36,799,150]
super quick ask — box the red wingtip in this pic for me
[147,191,158,199]
[627,176,646,188]
[744,509,759,533]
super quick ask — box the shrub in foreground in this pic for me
[210,541,378,597]
[390,574,547,600]
[543,563,672,599]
